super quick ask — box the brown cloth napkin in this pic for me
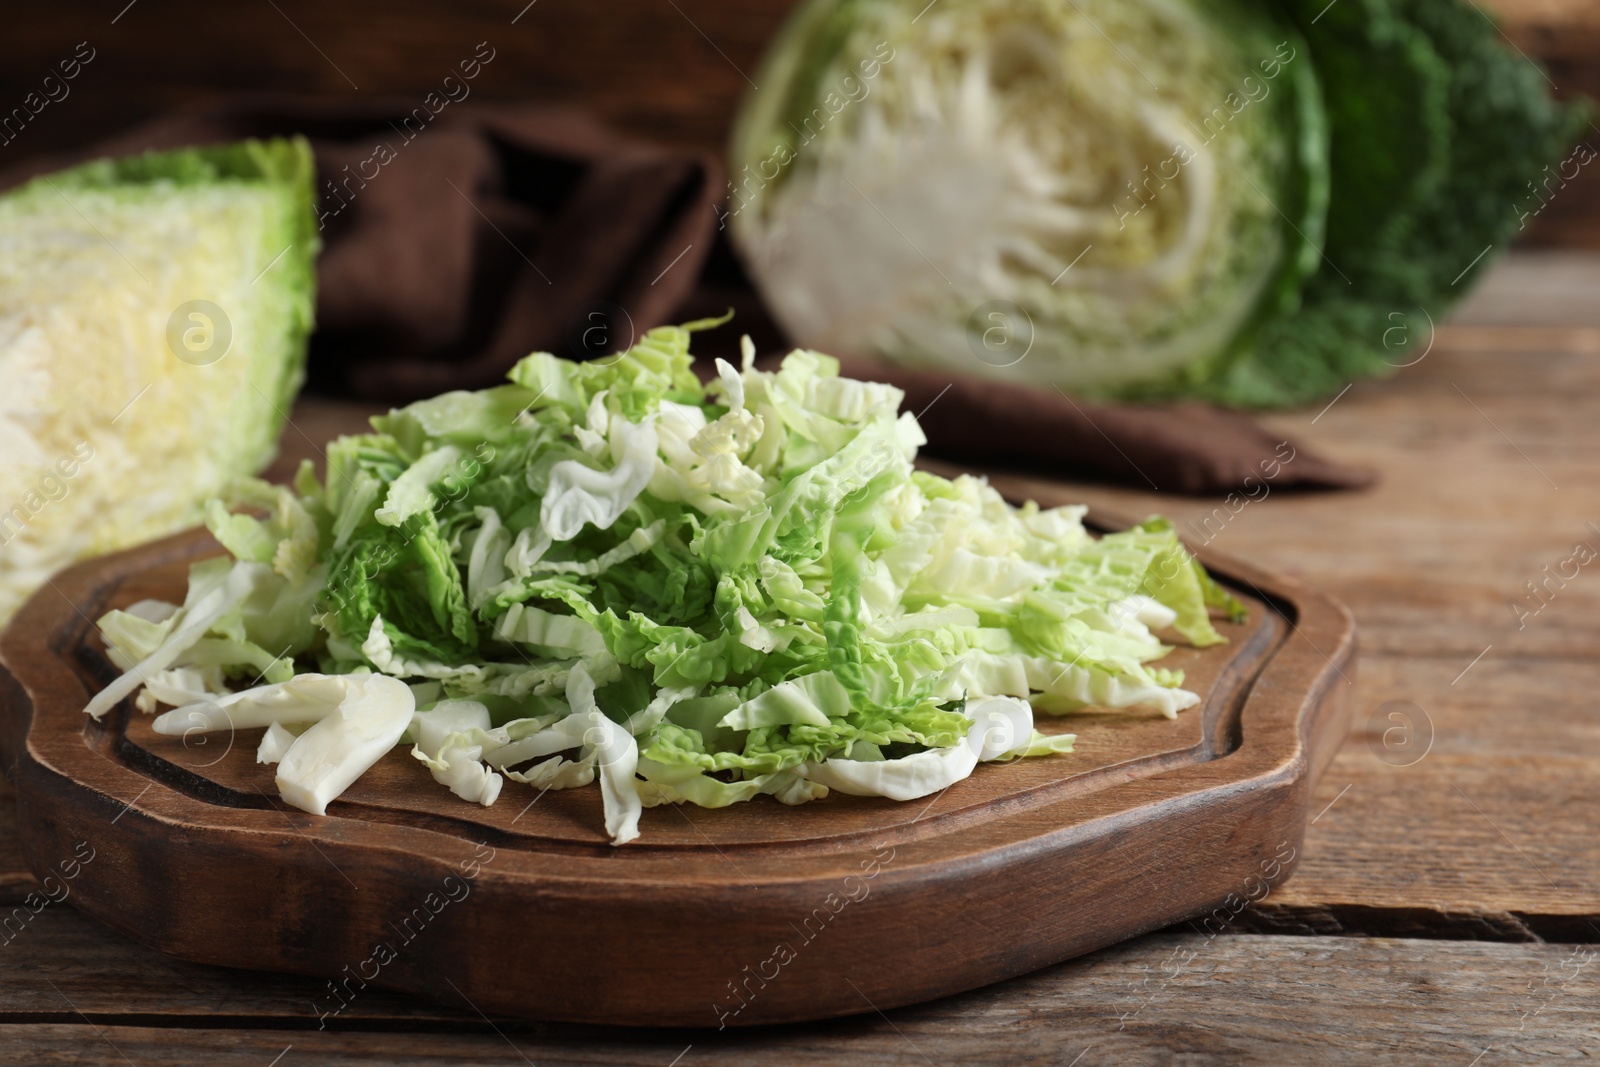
[830,356,1371,496]
[0,98,721,400]
[0,98,1372,496]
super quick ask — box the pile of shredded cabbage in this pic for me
[85,317,1243,844]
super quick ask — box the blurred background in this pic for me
[7,0,1597,376]
[4,0,1593,248]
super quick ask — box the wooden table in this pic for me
[3,254,1596,1063]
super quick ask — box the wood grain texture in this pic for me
[970,320,1600,936]
[2,255,1598,1053]
[0,928,1595,1064]
[0,908,462,1027]
[1265,653,1600,927]
[0,500,1352,1026]
[984,336,1600,662]
[1450,255,1600,329]
[0,782,28,907]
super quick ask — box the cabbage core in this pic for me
[730,0,1321,394]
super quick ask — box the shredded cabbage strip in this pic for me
[88,321,1242,843]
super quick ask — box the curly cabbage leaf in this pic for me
[1211,0,1587,405]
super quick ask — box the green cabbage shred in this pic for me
[88,321,1243,843]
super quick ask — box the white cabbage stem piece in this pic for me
[803,695,1039,800]
[256,722,298,765]
[273,675,415,816]
[152,672,415,816]
[85,562,269,720]
[409,700,505,808]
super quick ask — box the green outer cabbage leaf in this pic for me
[1208,0,1588,405]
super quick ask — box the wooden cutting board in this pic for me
[0,505,1354,1028]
